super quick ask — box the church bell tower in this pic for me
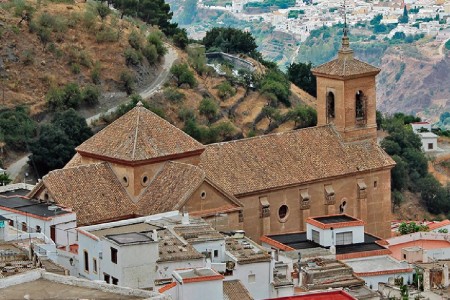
[311,24,380,142]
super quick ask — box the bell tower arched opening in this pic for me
[326,91,335,123]
[355,90,366,125]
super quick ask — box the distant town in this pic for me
[193,0,450,41]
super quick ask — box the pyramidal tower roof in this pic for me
[312,26,380,79]
[76,102,205,163]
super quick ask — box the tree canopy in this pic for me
[287,62,317,97]
[29,109,93,175]
[203,27,258,55]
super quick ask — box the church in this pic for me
[28,34,395,241]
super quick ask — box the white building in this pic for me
[410,122,441,152]
[0,184,77,247]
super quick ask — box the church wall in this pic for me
[238,169,392,242]
[316,78,344,127]
[183,181,243,232]
[79,153,202,198]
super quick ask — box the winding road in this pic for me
[6,44,178,181]
[86,44,178,125]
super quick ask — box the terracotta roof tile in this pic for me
[43,163,135,225]
[312,56,380,79]
[136,162,205,215]
[200,126,394,196]
[76,105,205,163]
[64,153,83,169]
[223,280,254,300]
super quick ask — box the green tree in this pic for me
[170,63,197,87]
[0,107,36,150]
[173,29,188,49]
[287,62,317,97]
[0,173,11,186]
[203,27,258,55]
[199,98,218,123]
[287,104,317,128]
[29,109,92,174]
[217,81,236,100]
[96,2,111,21]
[82,85,100,106]
[399,6,409,23]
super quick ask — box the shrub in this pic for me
[199,97,218,122]
[22,49,35,65]
[96,2,111,21]
[124,48,142,65]
[82,85,100,106]
[142,44,158,64]
[96,27,118,42]
[70,63,81,74]
[91,61,101,84]
[170,63,197,88]
[46,83,82,111]
[82,9,97,32]
[147,31,167,56]
[163,87,185,103]
[128,30,142,50]
[120,70,136,95]
[217,81,236,100]
[178,107,195,122]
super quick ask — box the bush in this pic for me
[120,70,136,95]
[128,30,142,50]
[142,44,158,64]
[96,26,117,42]
[147,31,167,56]
[170,63,197,87]
[124,48,142,65]
[217,81,236,100]
[46,83,82,111]
[22,49,35,65]
[82,9,97,32]
[91,61,101,84]
[178,107,195,122]
[173,29,188,49]
[82,85,100,106]
[70,63,81,74]
[0,107,36,150]
[199,97,218,122]
[163,87,185,103]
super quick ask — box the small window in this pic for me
[248,274,256,283]
[36,225,41,233]
[21,222,27,232]
[213,250,219,258]
[141,173,150,186]
[278,205,289,221]
[238,210,244,223]
[104,273,110,283]
[339,200,347,214]
[374,180,378,188]
[84,250,89,272]
[200,191,206,199]
[357,179,367,199]
[122,175,129,187]
[112,277,119,285]
[93,258,97,273]
[428,143,433,150]
[312,230,320,244]
[111,247,118,264]
[8,219,13,227]
[336,232,353,245]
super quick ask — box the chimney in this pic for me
[182,212,190,225]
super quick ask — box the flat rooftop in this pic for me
[0,279,144,300]
[106,232,154,245]
[345,255,411,274]
[389,240,450,260]
[266,232,385,255]
[312,215,358,224]
[89,222,159,238]
[177,268,218,279]
[0,196,69,218]
[0,189,30,197]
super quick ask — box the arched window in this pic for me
[326,91,335,121]
[355,90,366,120]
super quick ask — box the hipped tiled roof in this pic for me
[312,55,380,79]
[200,126,394,196]
[136,162,205,215]
[43,163,134,225]
[76,104,205,163]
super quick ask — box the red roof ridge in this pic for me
[158,282,176,293]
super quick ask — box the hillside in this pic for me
[0,0,160,115]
